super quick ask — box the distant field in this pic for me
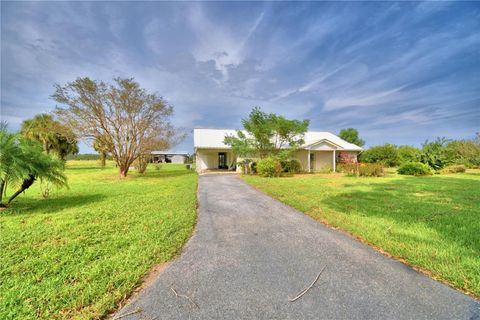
[0,161,197,319]
[242,170,480,298]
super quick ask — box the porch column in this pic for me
[333,150,336,172]
[308,149,311,173]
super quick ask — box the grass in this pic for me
[0,161,197,319]
[242,170,480,298]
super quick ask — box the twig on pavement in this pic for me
[288,264,327,302]
[113,308,142,320]
[171,287,199,309]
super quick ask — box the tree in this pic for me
[338,128,365,147]
[93,135,110,167]
[443,138,480,168]
[0,129,67,207]
[397,145,422,164]
[53,77,179,178]
[420,137,449,170]
[21,113,78,160]
[224,107,309,159]
[359,144,399,167]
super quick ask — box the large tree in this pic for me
[224,107,309,159]
[20,113,78,160]
[53,77,179,178]
[338,128,365,147]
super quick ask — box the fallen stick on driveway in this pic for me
[171,287,199,309]
[288,264,327,302]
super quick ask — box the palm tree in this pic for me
[0,130,68,207]
[21,113,78,159]
[0,131,29,205]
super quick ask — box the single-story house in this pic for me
[151,151,189,164]
[194,128,362,173]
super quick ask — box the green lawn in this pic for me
[0,161,197,319]
[242,170,480,298]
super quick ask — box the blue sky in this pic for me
[1,1,479,153]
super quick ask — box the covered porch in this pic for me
[195,148,237,173]
[293,139,341,172]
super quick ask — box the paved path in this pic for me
[116,174,479,320]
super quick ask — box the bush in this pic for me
[317,167,333,174]
[338,163,384,177]
[397,162,432,176]
[441,165,466,174]
[359,144,399,167]
[257,157,282,177]
[338,163,358,176]
[359,163,384,177]
[281,159,301,173]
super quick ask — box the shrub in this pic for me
[338,163,359,176]
[257,157,282,177]
[397,162,432,176]
[338,163,384,177]
[359,144,399,167]
[281,159,301,173]
[441,165,466,174]
[237,159,255,174]
[317,167,333,174]
[359,163,384,177]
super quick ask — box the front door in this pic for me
[309,152,315,171]
[218,152,227,169]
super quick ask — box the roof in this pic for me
[151,150,189,155]
[193,128,363,151]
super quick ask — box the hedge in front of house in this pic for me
[257,157,283,177]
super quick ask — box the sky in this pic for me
[1,1,479,153]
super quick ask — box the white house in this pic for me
[151,151,189,164]
[193,128,362,173]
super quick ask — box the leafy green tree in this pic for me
[359,144,399,167]
[21,113,78,160]
[224,107,309,159]
[0,130,67,207]
[443,138,480,168]
[397,145,422,164]
[420,138,449,170]
[338,128,365,147]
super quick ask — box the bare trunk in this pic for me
[119,166,129,178]
[100,152,106,167]
[7,175,36,204]
[0,178,5,206]
[43,141,49,154]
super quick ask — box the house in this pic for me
[151,151,189,164]
[193,128,363,173]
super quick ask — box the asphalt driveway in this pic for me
[115,174,479,320]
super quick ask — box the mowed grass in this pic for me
[242,170,480,298]
[0,161,197,319]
